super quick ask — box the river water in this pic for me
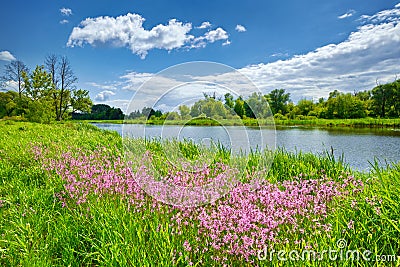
[92,123,400,171]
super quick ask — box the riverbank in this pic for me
[73,117,400,128]
[0,121,399,266]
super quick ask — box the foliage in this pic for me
[72,104,124,120]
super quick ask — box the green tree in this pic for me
[296,99,314,116]
[266,89,290,115]
[224,93,234,108]
[22,65,56,123]
[234,97,245,118]
[70,89,92,113]
[179,105,191,118]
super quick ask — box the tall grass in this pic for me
[0,121,399,266]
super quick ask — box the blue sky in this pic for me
[1,0,400,112]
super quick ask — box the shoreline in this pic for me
[75,117,400,129]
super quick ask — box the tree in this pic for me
[234,97,245,118]
[296,99,314,116]
[1,60,29,97]
[244,92,271,119]
[224,93,234,108]
[179,105,191,118]
[45,55,78,120]
[141,107,156,119]
[371,83,391,118]
[266,89,290,115]
[70,89,92,113]
[22,65,56,123]
[0,91,18,117]
[23,66,54,101]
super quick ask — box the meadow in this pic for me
[0,121,399,266]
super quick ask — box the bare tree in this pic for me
[1,60,29,97]
[45,54,60,118]
[44,55,78,120]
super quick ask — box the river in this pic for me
[92,123,400,171]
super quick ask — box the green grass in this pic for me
[0,121,399,266]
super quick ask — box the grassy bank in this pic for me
[78,117,400,128]
[0,121,399,266]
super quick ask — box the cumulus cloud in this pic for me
[60,7,72,16]
[67,13,230,58]
[338,10,356,19]
[238,4,400,101]
[222,40,231,46]
[60,19,69,24]
[0,51,16,61]
[235,24,246,32]
[191,27,229,48]
[95,90,116,101]
[197,21,211,29]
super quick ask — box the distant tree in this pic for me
[234,97,245,118]
[326,92,367,119]
[244,92,271,119]
[296,99,314,116]
[79,104,124,120]
[166,111,180,120]
[266,89,290,115]
[371,79,400,118]
[1,60,29,98]
[141,107,156,119]
[179,105,191,118]
[224,93,234,108]
[190,100,203,117]
[128,110,141,119]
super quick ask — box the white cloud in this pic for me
[67,13,230,58]
[235,24,246,32]
[67,14,193,58]
[222,40,231,46]
[95,90,116,101]
[197,21,211,29]
[60,7,72,16]
[87,81,119,91]
[238,6,400,101]
[0,51,16,61]
[204,27,228,42]
[360,8,400,23]
[190,27,229,48]
[270,52,289,58]
[396,3,400,8]
[60,19,69,24]
[338,10,356,19]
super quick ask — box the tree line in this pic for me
[2,57,399,122]
[127,80,400,121]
